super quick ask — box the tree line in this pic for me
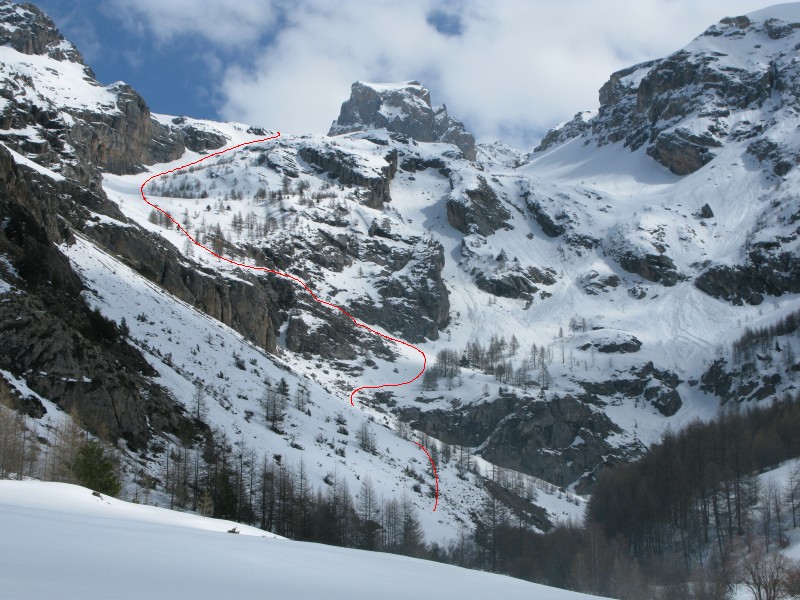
[1,378,565,572]
[729,308,799,377]
[152,425,429,556]
[452,394,800,599]
[423,332,564,393]
[10,371,800,597]
[0,398,121,496]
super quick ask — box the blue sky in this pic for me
[36,0,231,121]
[36,0,783,149]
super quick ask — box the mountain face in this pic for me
[546,10,800,178]
[533,8,800,308]
[2,0,800,541]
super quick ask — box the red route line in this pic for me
[414,441,439,511]
[139,132,439,510]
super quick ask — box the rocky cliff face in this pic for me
[536,12,800,176]
[533,111,593,154]
[298,142,398,208]
[0,145,196,448]
[0,0,229,188]
[695,247,800,306]
[67,83,186,178]
[0,2,304,352]
[400,390,633,493]
[446,175,510,236]
[87,224,295,353]
[0,1,83,62]
[329,81,477,161]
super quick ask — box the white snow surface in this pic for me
[0,480,606,600]
[747,2,800,22]
[360,80,425,92]
[0,45,118,114]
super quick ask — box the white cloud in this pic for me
[112,0,785,149]
[109,0,279,47]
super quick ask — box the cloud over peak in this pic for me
[108,0,782,149]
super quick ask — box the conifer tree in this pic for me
[73,440,121,497]
[358,475,380,549]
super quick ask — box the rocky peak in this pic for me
[540,6,800,175]
[0,1,84,64]
[533,111,594,153]
[329,81,476,160]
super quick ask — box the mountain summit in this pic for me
[0,0,83,63]
[328,81,476,160]
[537,4,800,176]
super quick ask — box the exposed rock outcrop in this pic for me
[0,146,194,447]
[298,143,397,208]
[579,335,642,354]
[0,3,229,187]
[746,137,799,177]
[578,361,683,416]
[400,391,631,492]
[534,111,593,153]
[695,250,800,306]
[446,176,510,235]
[587,14,798,175]
[285,312,360,360]
[329,81,476,160]
[473,265,556,301]
[580,271,620,295]
[612,249,682,286]
[700,358,783,403]
[0,1,84,63]
[68,83,185,176]
[88,224,294,353]
[348,239,450,342]
[646,129,719,175]
[169,116,228,153]
[526,200,567,237]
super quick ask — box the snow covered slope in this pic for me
[0,480,605,600]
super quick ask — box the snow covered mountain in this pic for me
[1,0,800,550]
[0,0,578,545]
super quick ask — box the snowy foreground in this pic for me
[0,481,605,600]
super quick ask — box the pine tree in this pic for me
[357,421,376,453]
[212,223,225,254]
[277,377,290,399]
[475,493,507,572]
[400,493,423,556]
[260,379,285,432]
[294,457,313,540]
[509,334,519,355]
[358,475,380,549]
[192,381,208,422]
[73,440,121,496]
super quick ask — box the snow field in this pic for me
[0,480,607,600]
